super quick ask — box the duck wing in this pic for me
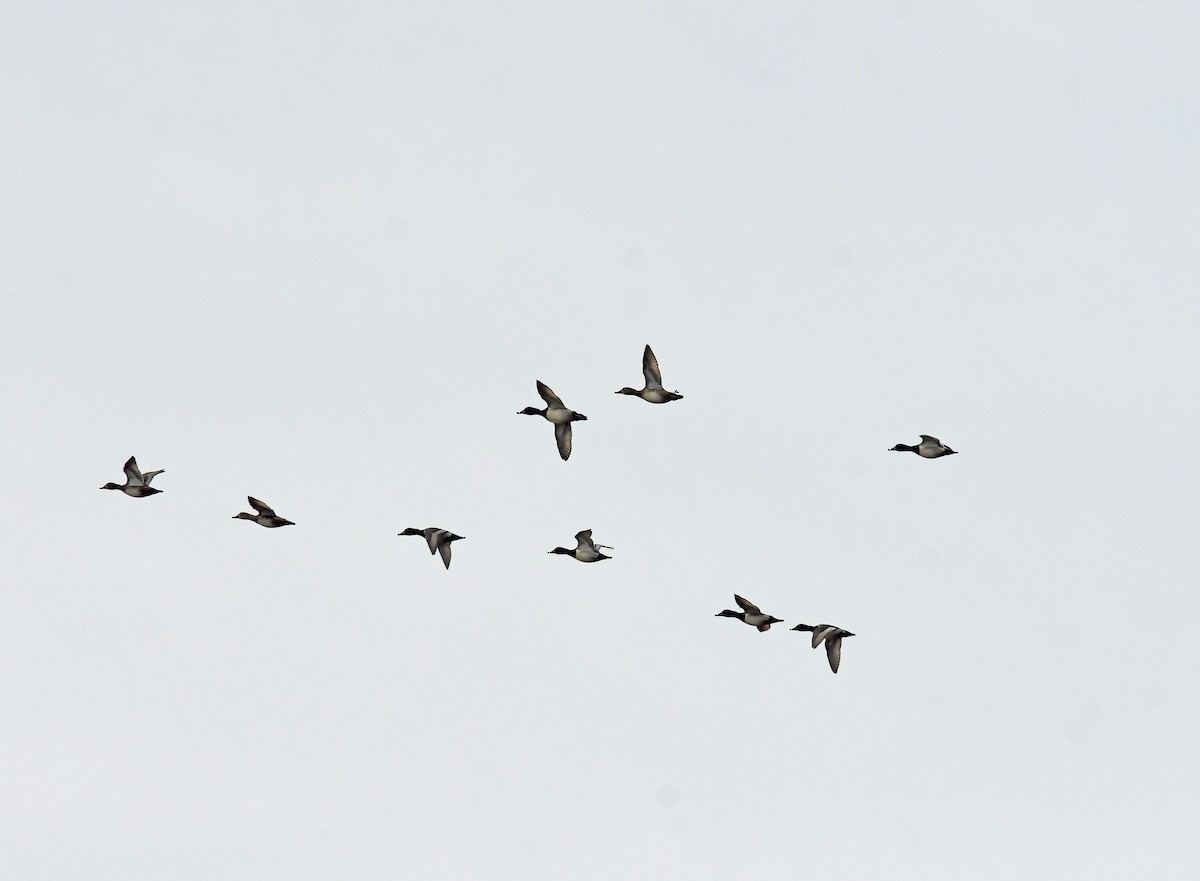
[248,497,277,517]
[537,381,566,410]
[438,539,453,569]
[810,625,836,649]
[424,529,442,554]
[123,456,145,486]
[825,636,843,673]
[811,628,840,648]
[574,529,599,553]
[919,435,942,445]
[734,594,761,615]
[554,422,573,460]
[642,345,664,389]
[140,469,164,485]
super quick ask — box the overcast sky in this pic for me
[2,1,1197,878]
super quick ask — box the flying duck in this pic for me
[889,435,958,458]
[615,344,683,403]
[715,595,784,631]
[399,527,465,570]
[792,624,855,673]
[518,381,588,461]
[100,455,165,497]
[232,497,295,528]
[548,529,612,562]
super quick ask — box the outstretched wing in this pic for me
[438,540,453,569]
[123,456,145,486]
[810,625,834,649]
[140,469,164,485]
[537,381,566,409]
[575,529,598,552]
[734,594,761,615]
[642,345,664,389]
[555,422,572,460]
[919,435,942,445]
[825,636,843,673]
[424,529,442,554]
[248,497,277,517]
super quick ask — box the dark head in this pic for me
[398,527,424,536]
[615,387,641,396]
[233,512,254,520]
[715,609,744,618]
[791,623,816,633]
[100,482,122,490]
[889,443,918,453]
[548,547,575,555]
[518,406,544,416]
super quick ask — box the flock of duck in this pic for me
[100,344,960,675]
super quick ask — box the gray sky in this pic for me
[2,1,1197,878]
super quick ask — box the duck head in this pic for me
[614,387,641,396]
[518,406,545,416]
[889,443,918,453]
[100,482,123,490]
[548,547,575,555]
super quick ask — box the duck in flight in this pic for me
[519,381,588,460]
[715,595,784,631]
[100,456,165,497]
[615,344,683,404]
[548,529,612,562]
[792,624,855,673]
[399,527,465,570]
[232,497,295,528]
[889,435,958,458]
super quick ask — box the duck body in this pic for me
[715,594,784,632]
[519,381,588,460]
[890,435,958,458]
[792,624,855,673]
[233,497,295,527]
[100,456,164,497]
[399,527,465,569]
[548,529,612,562]
[631,387,684,404]
[615,345,683,403]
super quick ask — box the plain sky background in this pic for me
[2,1,1197,878]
